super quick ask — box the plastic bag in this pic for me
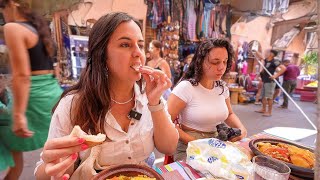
[186,138,253,180]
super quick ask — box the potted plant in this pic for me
[302,51,318,76]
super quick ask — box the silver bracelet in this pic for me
[148,100,165,112]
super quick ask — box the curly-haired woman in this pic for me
[167,38,247,161]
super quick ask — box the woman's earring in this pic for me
[105,66,109,78]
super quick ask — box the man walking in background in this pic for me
[254,50,286,117]
[280,59,300,109]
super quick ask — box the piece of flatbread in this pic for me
[70,125,106,147]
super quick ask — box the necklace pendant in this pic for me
[111,92,135,105]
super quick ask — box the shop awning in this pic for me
[273,27,300,49]
[282,0,316,20]
[31,0,82,16]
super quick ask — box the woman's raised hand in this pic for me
[139,66,172,105]
[41,136,89,180]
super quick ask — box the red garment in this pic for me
[283,64,300,81]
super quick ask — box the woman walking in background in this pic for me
[0,0,62,179]
[147,40,172,99]
[147,40,172,79]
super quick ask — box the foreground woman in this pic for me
[35,12,178,180]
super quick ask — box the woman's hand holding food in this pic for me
[41,126,106,179]
[139,66,172,105]
[41,136,88,180]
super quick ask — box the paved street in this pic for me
[3,99,318,180]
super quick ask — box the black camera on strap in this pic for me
[216,123,241,141]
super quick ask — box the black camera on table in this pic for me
[216,123,241,141]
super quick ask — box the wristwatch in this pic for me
[148,99,165,112]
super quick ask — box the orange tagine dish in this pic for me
[257,142,315,169]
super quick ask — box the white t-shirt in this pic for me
[35,84,174,174]
[172,80,229,132]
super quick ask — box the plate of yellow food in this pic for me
[249,138,315,179]
[92,164,164,180]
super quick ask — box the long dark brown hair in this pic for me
[182,38,234,94]
[54,12,142,135]
[0,0,55,57]
[150,40,164,58]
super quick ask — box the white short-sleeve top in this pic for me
[172,80,229,132]
[35,83,173,174]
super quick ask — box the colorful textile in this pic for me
[155,0,164,24]
[163,0,170,21]
[203,3,214,38]
[151,2,159,29]
[225,5,232,38]
[195,0,204,39]
[187,0,197,41]
[156,161,202,180]
[171,0,183,23]
[262,0,290,15]
[181,0,188,41]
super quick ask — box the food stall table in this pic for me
[157,132,313,180]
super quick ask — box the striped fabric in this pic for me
[156,161,202,180]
